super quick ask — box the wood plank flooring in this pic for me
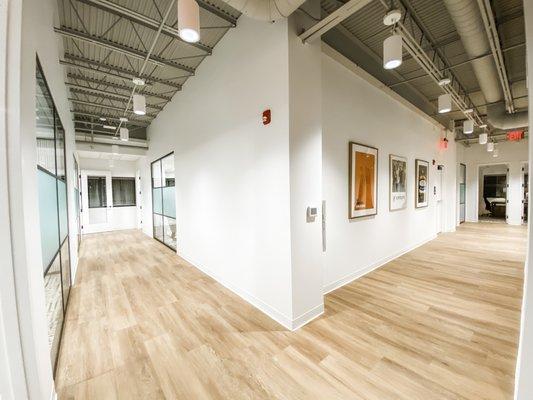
[56,223,527,399]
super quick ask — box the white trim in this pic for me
[323,234,437,294]
[290,304,324,331]
[178,252,293,330]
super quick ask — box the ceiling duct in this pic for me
[443,0,502,103]
[221,0,306,21]
[487,103,528,130]
[443,0,527,128]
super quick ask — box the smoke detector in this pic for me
[383,9,402,26]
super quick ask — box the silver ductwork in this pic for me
[487,103,528,130]
[443,0,528,128]
[222,0,306,21]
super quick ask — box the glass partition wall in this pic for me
[36,59,71,373]
[151,153,176,250]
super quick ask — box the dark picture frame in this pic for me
[349,142,378,219]
[415,159,429,208]
[389,154,407,211]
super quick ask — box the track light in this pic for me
[479,133,488,144]
[103,125,116,130]
[99,117,107,121]
[120,127,129,141]
[133,94,146,115]
[438,94,452,114]
[463,120,474,134]
[178,0,200,43]
[438,78,451,86]
[487,142,494,152]
[383,34,402,70]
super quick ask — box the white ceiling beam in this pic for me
[299,0,374,43]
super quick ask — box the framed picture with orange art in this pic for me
[349,142,378,219]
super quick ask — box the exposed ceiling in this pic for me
[320,0,526,143]
[56,0,241,141]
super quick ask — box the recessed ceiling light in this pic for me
[119,117,128,122]
[438,78,451,86]
[132,77,145,86]
[103,125,116,130]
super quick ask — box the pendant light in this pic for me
[438,93,452,113]
[133,94,146,116]
[478,132,488,144]
[178,0,200,43]
[463,120,474,134]
[383,34,402,69]
[487,142,494,152]
[120,127,129,141]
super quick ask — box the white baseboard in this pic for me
[178,252,294,330]
[291,303,324,331]
[323,234,437,295]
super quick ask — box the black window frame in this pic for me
[151,152,176,251]
[87,176,107,208]
[112,176,137,207]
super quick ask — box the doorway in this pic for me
[478,164,508,223]
[459,163,466,223]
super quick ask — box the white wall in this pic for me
[321,50,456,293]
[459,140,528,225]
[141,16,295,327]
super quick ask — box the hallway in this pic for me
[56,223,526,400]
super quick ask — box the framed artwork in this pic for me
[349,142,378,219]
[415,159,429,208]
[389,154,407,211]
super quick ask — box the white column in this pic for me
[287,0,324,328]
[515,1,533,398]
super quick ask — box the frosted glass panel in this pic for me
[153,188,162,214]
[58,179,68,241]
[38,169,59,271]
[162,186,176,218]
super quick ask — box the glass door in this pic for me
[82,172,113,233]
[459,163,466,223]
[35,59,71,373]
[151,153,176,250]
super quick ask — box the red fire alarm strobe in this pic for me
[507,130,524,141]
[262,109,271,125]
[439,138,449,150]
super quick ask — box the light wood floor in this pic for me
[56,223,527,399]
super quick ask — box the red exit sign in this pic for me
[507,130,524,141]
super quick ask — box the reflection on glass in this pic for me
[58,180,68,242]
[60,240,71,306]
[112,177,136,206]
[152,160,162,188]
[88,176,107,208]
[44,254,63,371]
[38,169,59,272]
[154,213,163,242]
[55,114,65,179]
[162,154,175,186]
[153,188,162,214]
[163,217,177,248]
[36,66,55,174]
